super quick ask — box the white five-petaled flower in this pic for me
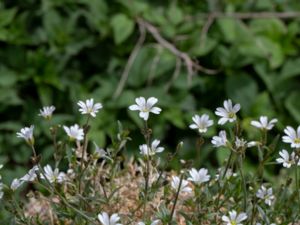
[93,142,107,158]
[235,137,250,149]
[188,168,210,185]
[98,212,122,225]
[139,139,164,156]
[171,176,192,193]
[20,166,39,182]
[276,149,298,168]
[212,130,228,147]
[215,99,240,125]
[10,178,24,191]
[251,116,277,130]
[38,106,56,119]
[40,165,66,183]
[282,126,300,148]
[222,210,247,225]
[63,124,84,141]
[77,98,102,117]
[189,114,214,133]
[129,97,161,121]
[256,185,275,206]
[137,220,160,225]
[16,125,35,145]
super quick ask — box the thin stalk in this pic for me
[169,173,184,223]
[237,156,247,211]
[142,120,151,219]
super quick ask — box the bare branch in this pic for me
[137,18,218,78]
[190,11,300,20]
[113,23,146,99]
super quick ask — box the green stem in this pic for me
[237,156,247,211]
[169,173,184,223]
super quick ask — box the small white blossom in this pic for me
[212,130,228,147]
[256,185,275,206]
[40,165,66,183]
[77,98,102,117]
[93,142,107,158]
[222,210,247,225]
[247,141,259,148]
[215,99,240,125]
[20,166,39,182]
[63,124,84,141]
[251,116,277,130]
[38,106,55,119]
[276,149,297,168]
[139,139,164,156]
[98,212,122,225]
[215,168,237,180]
[282,126,300,148]
[171,176,192,193]
[188,168,210,185]
[189,114,214,133]
[129,97,161,121]
[235,137,248,149]
[11,178,24,191]
[16,125,34,145]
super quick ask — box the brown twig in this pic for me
[113,23,146,99]
[137,18,218,82]
[191,11,300,20]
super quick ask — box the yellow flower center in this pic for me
[294,138,300,144]
[228,112,236,119]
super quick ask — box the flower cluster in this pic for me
[5,97,300,224]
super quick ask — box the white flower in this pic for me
[40,165,66,183]
[212,130,228,147]
[215,99,240,125]
[129,97,161,121]
[256,185,275,206]
[188,168,210,185]
[235,137,247,149]
[247,141,259,148]
[171,176,192,193]
[222,210,247,225]
[282,126,300,148]
[139,140,164,156]
[98,212,122,225]
[93,142,107,158]
[11,178,24,191]
[20,166,39,182]
[251,116,277,130]
[77,98,102,117]
[276,149,296,168]
[137,220,160,225]
[215,168,237,180]
[189,114,214,133]
[63,124,84,141]
[16,125,34,145]
[38,106,55,119]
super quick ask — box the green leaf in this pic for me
[225,74,258,114]
[0,8,17,27]
[167,4,183,25]
[285,91,300,123]
[0,66,17,87]
[217,18,237,43]
[110,14,134,45]
[280,58,300,80]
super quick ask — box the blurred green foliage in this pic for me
[1,0,300,185]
